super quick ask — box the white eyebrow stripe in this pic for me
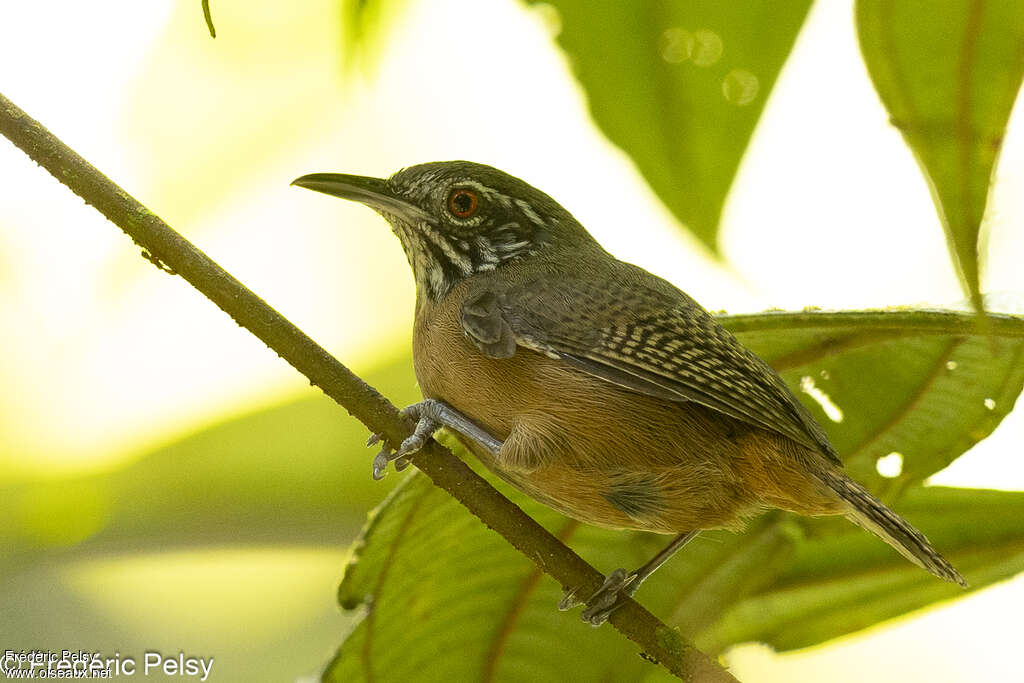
[515,198,543,226]
[457,179,491,194]
[455,179,514,209]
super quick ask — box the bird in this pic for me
[292,160,966,625]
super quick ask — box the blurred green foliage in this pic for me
[342,0,411,69]
[0,359,418,681]
[1,358,420,575]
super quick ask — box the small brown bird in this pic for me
[293,161,966,625]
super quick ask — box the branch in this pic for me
[0,92,736,683]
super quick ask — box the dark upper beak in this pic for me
[291,172,428,222]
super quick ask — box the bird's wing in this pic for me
[459,270,841,465]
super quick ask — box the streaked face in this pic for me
[382,164,554,299]
[294,161,591,301]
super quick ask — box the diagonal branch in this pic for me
[0,91,736,682]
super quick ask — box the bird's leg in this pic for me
[366,398,503,479]
[560,530,701,627]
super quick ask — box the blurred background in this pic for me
[1,0,1022,681]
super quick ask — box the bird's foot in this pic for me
[366,401,442,480]
[367,399,504,479]
[558,568,639,627]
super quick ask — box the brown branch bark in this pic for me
[0,91,737,683]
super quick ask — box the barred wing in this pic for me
[461,271,840,465]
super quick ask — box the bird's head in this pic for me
[292,161,596,300]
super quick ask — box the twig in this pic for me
[202,0,216,38]
[0,91,737,683]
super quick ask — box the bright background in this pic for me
[1,0,1022,681]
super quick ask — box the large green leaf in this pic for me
[722,310,1024,496]
[327,467,692,683]
[703,486,1024,653]
[530,1,812,252]
[325,309,1024,680]
[856,0,1024,312]
[325,470,1024,681]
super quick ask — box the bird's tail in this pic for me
[815,469,967,587]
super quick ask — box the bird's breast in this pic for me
[412,286,748,532]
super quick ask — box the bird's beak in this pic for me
[291,172,429,222]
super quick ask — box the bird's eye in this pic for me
[447,188,479,218]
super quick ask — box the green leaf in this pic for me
[702,487,1024,652]
[325,470,1024,678]
[531,1,812,252]
[325,470,655,683]
[720,309,1024,496]
[325,309,1024,679]
[856,0,1024,312]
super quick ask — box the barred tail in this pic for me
[816,469,967,587]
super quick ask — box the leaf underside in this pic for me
[856,0,1024,312]
[531,0,813,253]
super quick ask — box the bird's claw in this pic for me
[371,448,392,480]
[365,401,442,480]
[557,587,582,611]
[369,443,417,481]
[395,429,429,458]
[560,568,639,627]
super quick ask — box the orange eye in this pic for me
[447,188,479,218]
